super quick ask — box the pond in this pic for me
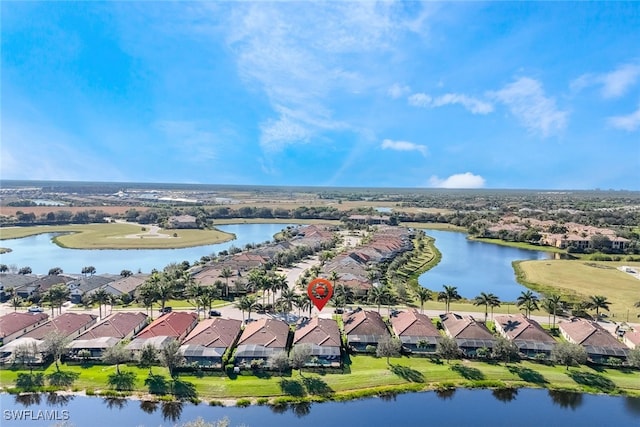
[0,224,297,275]
[418,230,553,302]
[1,388,638,427]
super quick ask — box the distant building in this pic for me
[167,215,198,229]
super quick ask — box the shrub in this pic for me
[15,373,45,391]
[209,400,224,407]
[256,398,269,405]
[236,398,251,407]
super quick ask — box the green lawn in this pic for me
[0,223,235,249]
[2,356,638,401]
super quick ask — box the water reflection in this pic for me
[378,392,397,402]
[140,400,159,414]
[434,388,456,400]
[290,401,311,418]
[161,400,183,422]
[103,397,127,410]
[492,387,518,403]
[268,403,289,414]
[548,390,583,410]
[46,393,74,406]
[14,393,41,407]
[624,396,640,416]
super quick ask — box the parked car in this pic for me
[28,306,44,313]
[160,306,173,314]
[209,310,221,317]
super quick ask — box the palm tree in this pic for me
[10,293,23,312]
[44,283,71,316]
[516,290,539,318]
[278,288,298,317]
[155,278,176,313]
[438,285,461,313]
[368,285,391,314]
[543,294,563,330]
[137,281,159,317]
[219,267,233,299]
[474,292,496,323]
[587,295,610,318]
[91,288,111,319]
[416,288,432,314]
[186,283,204,318]
[236,295,257,322]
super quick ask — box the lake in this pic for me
[419,230,552,302]
[1,389,638,427]
[0,224,297,275]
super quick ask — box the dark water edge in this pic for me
[2,388,640,427]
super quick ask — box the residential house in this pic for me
[180,318,242,367]
[68,275,119,304]
[126,311,198,351]
[559,318,629,362]
[69,312,148,358]
[390,310,441,354]
[623,330,640,349]
[342,309,389,352]
[234,318,290,368]
[494,314,556,357]
[440,313,496,356]
[0,312,49,345]
[22,312,98,340]
[168,215,198,229]
[0,274,40,300]
[293,317,342,366]
[101,275,148,299]
[0,337,44,365]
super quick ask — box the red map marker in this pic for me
[307,278,333,312]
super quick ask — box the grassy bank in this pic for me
[0,223,235,249]
[400,222,467,232]
[2,355,638,403]
[515,260,640,319]
[470,237,568,254]
[395,235,442,290]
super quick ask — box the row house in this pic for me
[293,317,342,366]
[494,314,556,357]
[69,312,148,358]
[559,318,629,362]
[440,313,495,356]
[234,318,291,368]
[390,310,441,354]
[0,312,49,345]
[342,309,389,352]
[126,311,198,352]
[69,274,120,304]
[180,318,242,368]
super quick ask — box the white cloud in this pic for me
[381,139,428,157]
[222,2,430,151]
[408,92,493,114]
[408,93,433,107]
[428,172,486,189]
[155,120,220,160]
[571,63,640,99]
[388,83,411,99]
[489,77,568,137]
[607,105,640,131]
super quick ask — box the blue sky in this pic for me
[2,1,639,190]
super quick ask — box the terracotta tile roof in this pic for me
[23,313,97,339]
[440,313,494,340]
[342,309,388,337]
[294,317,341,347]
[136,311,198,339]
[182,318,242,348]
[624,331,640,347]
[390,310,440,338]
[0,312,49,338]
[494,314,556,344]
[559,318,628,349]
[76,312,148,340]
[237,318,290,348]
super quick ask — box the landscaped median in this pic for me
[2,355,639,406]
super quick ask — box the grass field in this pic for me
[516,260,640,318]
[1,355,638,401]
[0,223,235,249]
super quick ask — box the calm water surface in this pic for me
[0,224,296,275]
[419,230,552,302]
[1,389,639,427]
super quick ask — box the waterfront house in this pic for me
[22,312,98,340]
[180,318,242,368]
[559,318,629,362]
[167,214,198,229]
[0,312,49,345]
[234,318,290,368]
[69,312,148,358]
[390,310,441,354]
[126,311,198,352]
[440,313,495,356]
[293,317,342,366]
[494,314,556,357]
[342,309,389,352]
